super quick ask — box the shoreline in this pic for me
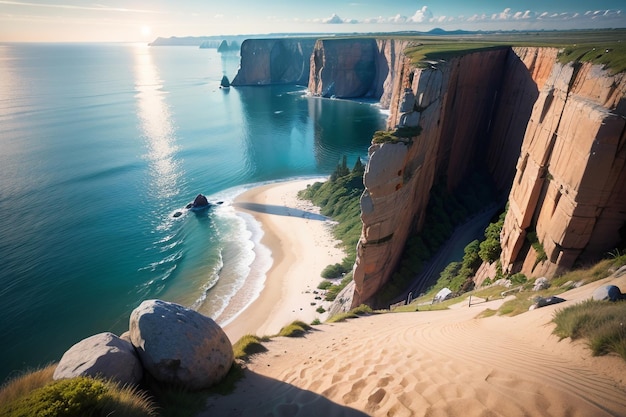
[223,178,345,343]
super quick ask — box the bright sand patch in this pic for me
[223,179,345,343]
[206,271,626,416]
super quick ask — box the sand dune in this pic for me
[206,179,626,416]
[204,274,626,416]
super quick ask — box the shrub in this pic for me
[278,320,312,337]
[317,280,332,290]
[325,272,353,301]
[233,334,267,360]
[0,377,156,417]
[510,273,528,285]
[316,306,326,314]
[321,263,348,279]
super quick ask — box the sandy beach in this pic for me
[223,178,345,343]
[205,271,626,416]
[207,178,626,416]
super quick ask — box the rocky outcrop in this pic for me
[230,36,625,305]
[231,38,317,86]
[353,48,519,306]
[308,39,410,100]
[500,61,626,277]
[129,300,233,390]
[53,332,143,385]
[350,44,625,306]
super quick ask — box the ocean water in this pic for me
[0,43,385,380]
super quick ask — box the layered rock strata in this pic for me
[500,62,626,276]
[308,39,410,100]
[351,45,625,306]
[231,38,316,86]
[231,37,626,307]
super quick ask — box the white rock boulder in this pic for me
[53,332,143,385]
[129,299,233,390]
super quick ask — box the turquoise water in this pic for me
[0,43,385,380]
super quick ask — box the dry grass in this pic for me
[0,363,56,406]
[233,334,268,360]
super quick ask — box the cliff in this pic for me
[347,44,625,306]
[308,39,409,100]
[500,60,626,277]
[231,36,626,307]
[352,47,523,306]
[231,38,317,86]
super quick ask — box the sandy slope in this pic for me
[206,179,626,416]
[203,273,626,417]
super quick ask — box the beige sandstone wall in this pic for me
[500,61,626,277]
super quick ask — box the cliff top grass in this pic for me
[393,29,626,73]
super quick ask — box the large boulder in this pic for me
[53,332,143,385]
[592,285,624,302]
[129,300,233,390]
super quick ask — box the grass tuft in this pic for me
[552,300,626,360]
[278,320,312,337]
[233,334,267,360]
[327,304,374,323]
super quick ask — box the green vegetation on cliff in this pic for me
[298,156,366,299]
[375,171,498,305]
[399,29,626,74]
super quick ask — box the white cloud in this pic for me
[324,13,345,24]
[391,14,408,23]
[326,5,624,29]
[513,10,533,20]
[410,6,433,23]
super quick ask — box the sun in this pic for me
[141,25,152,37]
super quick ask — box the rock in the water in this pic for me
[193,194,209,207]
[129,300,233,390]
[592,285,624,302]
[53,332,143,385]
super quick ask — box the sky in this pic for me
[0,0,625,42]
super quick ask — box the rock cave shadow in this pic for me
[234,202,329,221]
[202,369,369,417]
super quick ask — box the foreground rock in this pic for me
[129,300,233,390]
[53,332,143,385]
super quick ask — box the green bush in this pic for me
[321,263,348,279]
[233,334,267,360]
[0,377,156,417]
[278,320,312,337]
[317,280,332,290]
[325,272,354,301]
[316,306,326,314]
[509,273,528,285]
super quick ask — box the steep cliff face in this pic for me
[352,48,522,306]
[308,39,410,100]
[230,36,626,306]
[231,38,316,86]
[500,61,626,277]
